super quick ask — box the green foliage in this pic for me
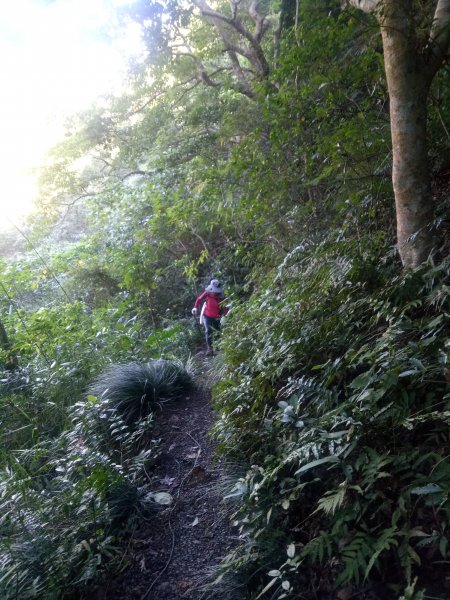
[0,355,194,598]
[213,242,450,598]
[0,402,151,598]
[1,0,448,598]
[0,254,197,597]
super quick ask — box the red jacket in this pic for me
[194,291,228,319]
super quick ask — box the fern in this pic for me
[399,538,422,585]
[215,239,450,598]
[335,531,373,587]
[364,527,399,580]
[301,530,333,564]
[315,485,346,515]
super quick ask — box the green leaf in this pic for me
[255,576,279,599]
[399,369,420,378]
[350,372,372,390]
[410,484,442,495]
[295,455,339,476]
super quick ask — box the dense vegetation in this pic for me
[1,1,449,598]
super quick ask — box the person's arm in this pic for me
[192,291,207,314]
[220,297,229,316]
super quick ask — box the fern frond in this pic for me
[301,530,333,564]
[335,531,373,586]
[364,527,398,580]
[315,485,346,515]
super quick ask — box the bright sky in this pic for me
[0,0,142,232]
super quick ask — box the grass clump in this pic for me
[88,359,194,425]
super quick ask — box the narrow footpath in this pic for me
[92,364,238,600]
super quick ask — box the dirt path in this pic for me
[92,365,238,600]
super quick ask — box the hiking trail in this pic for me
[91,360,238,600]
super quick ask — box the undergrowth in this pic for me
[0,359,193,599]
[213,240,450,599]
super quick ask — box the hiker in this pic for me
[192,279,228,355]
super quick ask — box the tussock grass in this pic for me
[88,359,193,424]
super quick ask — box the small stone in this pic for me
[177,579,194,592]
[190,466,206,481]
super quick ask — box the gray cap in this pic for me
[205,279,223,293]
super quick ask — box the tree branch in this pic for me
[426,0,450,77]
[342,0,379,13]
[176,51,222,87]
[248,0,270,42]
[192,0,270,83]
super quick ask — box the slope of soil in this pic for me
[91,362,239,599]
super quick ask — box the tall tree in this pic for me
[344,0,450,268]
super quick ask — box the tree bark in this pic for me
[381,0,434,268]
[344,0,450,268]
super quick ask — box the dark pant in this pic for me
[203,316,221,349]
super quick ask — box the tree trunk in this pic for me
[381,1,434,268]
[0,319,18,370]
[344,0,450,269]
